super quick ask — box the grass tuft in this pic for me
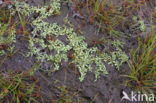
[126,30,156,93]
[0,70,42,103]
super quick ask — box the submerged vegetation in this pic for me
[0,0,155,102]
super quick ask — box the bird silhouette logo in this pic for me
[121,91,131,101]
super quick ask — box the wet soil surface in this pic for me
[1,0,155,103]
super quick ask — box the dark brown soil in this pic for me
[1,0,155,103]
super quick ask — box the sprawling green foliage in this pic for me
[13,0,128,81]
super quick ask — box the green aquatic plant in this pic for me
[28,20,109,81]
[132,16,146,32]
[14,0,128,81]
[28,23,72,71]
[138,20,146,32]
[110,40,129,69]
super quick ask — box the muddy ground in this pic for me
[1,0,156,103]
